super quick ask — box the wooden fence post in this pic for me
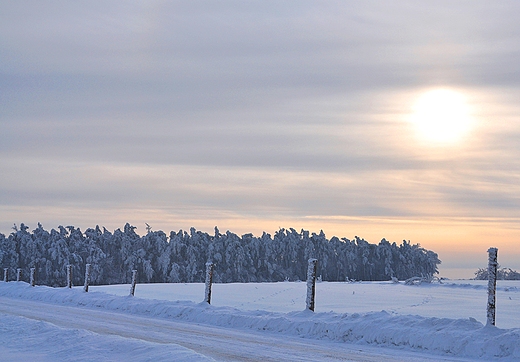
[30,268,36,287]
[3,268,8,282]
[306,258,318,312]
[204,262,214,304]
[129,269,138,296]
[487,247,498,326]
[83,263,91,292]
[67,264,73,288]
[16,268,22,282]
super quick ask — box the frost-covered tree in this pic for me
[83,226,108,285]
[474,266,520,280]
[0,223,441,285]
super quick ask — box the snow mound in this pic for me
[0,313,213,362]
[1,282,519,360]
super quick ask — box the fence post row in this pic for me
[30,268,36,287]
[0,254,507,326]
[204,262,214,304]
[487,247,498,326]
[83,264,91,292]
[130,269,138,296]
[306,258,318,312]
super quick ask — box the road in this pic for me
[0,297,474,362]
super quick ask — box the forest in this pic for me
[0,223,441,286]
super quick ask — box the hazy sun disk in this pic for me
[411,89,472,144]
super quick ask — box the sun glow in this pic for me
[410,89,473,145]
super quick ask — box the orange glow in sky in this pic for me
[1,2,519,279]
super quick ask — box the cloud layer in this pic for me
[1,1,519,275]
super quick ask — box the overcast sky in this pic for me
[1,1,519,277]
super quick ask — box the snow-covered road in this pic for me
[0,296,473,362]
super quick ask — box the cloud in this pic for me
[1,1,520,276]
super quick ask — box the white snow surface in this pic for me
[1,280,519,361]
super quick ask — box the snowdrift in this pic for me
[1,282,519,360]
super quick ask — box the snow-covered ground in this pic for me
[93,279,520,329]
[1,280,519,361]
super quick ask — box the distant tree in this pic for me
[474,266,520,280]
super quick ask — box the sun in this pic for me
[410,89,473,145]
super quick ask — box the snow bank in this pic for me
[0,313,213,362]
[1,282,519,360]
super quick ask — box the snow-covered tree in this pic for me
[0,223,441,285]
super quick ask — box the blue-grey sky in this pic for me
[1,1,519,277]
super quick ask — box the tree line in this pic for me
[474,266,520,280]
[0,223,441,286]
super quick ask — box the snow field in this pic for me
[92,280,520,329]
[1,280,520,360]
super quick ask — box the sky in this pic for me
[1,1,519,278]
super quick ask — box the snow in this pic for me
[0,313,212,362]
[1,280,520,361]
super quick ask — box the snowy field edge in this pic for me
[1,282,519,361]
